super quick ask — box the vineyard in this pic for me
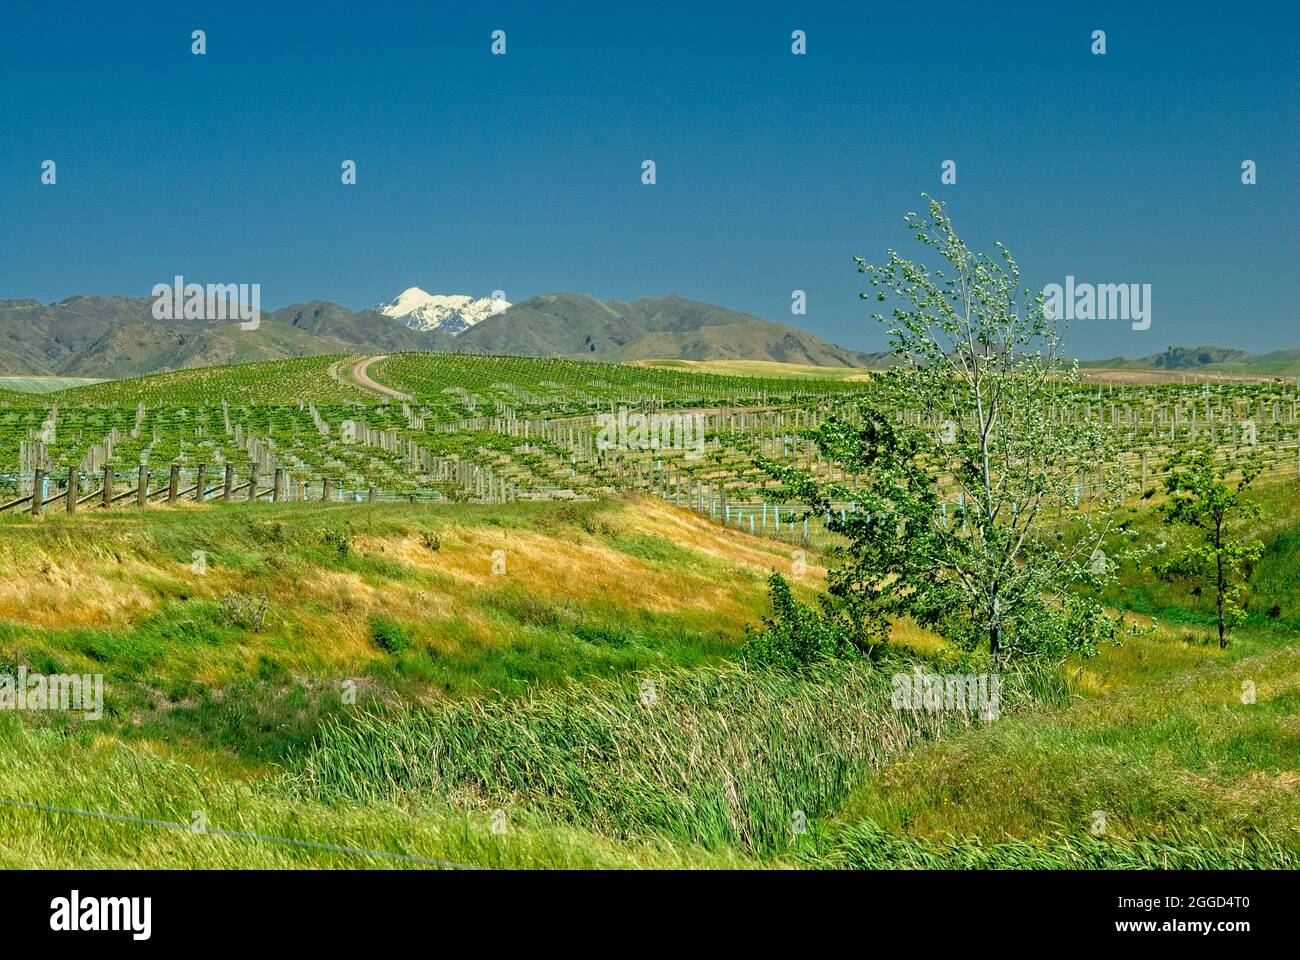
[2,352,1299,532]
[0,353,864,514]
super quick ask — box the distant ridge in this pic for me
[0,292,885,378]
[1,292,1289,382]
[1081,345,1300,377]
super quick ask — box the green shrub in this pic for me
[742,574,865,669]
[369,615,412,654]
[323,526,352,558]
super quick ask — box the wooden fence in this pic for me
[0,463,384,517]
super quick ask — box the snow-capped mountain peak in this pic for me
[377,287,509,335]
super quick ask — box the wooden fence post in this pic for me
[102,464,112,508]
[247,465,259,502]
[168,465,179,503]
[66,466,78,514]
[223,463,235,502]
[272,468,284,502]
[323,478,333,502]
[137,465,148,508]
[31,468,44,517]
[195,463,206,503]
[368,486,377,503]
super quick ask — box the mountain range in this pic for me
[3,291,1294,382]
[0,291,883,378]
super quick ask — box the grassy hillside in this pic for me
[51,351,863,409]
[1205,350,1300,377]
[3,350,1299,869]
[0,496,857,868]
[1,479,1298,868]
[369,352,862,406]
[815,482,1300,865]
[0,497,824,698]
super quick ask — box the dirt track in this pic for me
[350,356,408,399]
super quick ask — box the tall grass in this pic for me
[812,819,1296,869]
[292,656,1054,856]
[0,714,746,870]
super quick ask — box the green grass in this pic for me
[0,713,751,869]
[1,475,1298,869]
[819,480,1300,855]
[808,819,1295,869]
[292,655,1051,857]
[828,642,1300,848]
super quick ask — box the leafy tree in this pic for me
[1159,447,1264,647]
[760,198,1125,663]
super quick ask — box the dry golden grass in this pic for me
[1080,367,1277,385]
[887,618,950,654]
[616,498,828,584]
[357,528,749,624]
[0,497,837,686]
[0,555,163,628]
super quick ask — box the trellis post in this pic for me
[31,468,44,517]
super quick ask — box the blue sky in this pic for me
[1,1,1295,357]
